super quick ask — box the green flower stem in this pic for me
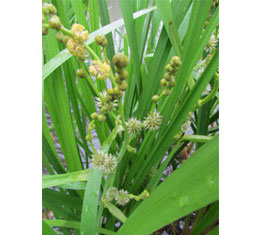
[60,26,74,37]
[84,44,100,60]
[173,134,213,143]
[87,120,97,154]
[198,72,219,107]
[210,98,219,114]
[151,92,164,113]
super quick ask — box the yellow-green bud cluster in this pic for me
[95,35,108,47]
[105,188,149,207]
[143,111,162,131]
[85,121,96,141]
[95,91,118,117]
[42,3,58,35]
[42,3,57,16]
[66,24,89,60]
[91,150,118,175]
[160,56,181,96]
[89,60,111,80]
[113,53,129,92]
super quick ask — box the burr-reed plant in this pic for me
[42,0,219,234]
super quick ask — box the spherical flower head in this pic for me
[66,38,85,60]
[89,60,111,80]
[106,187,118,202]
[115,189,130,206]
[126,117,142,137]
[90,150,106,170]
[206,34,218,53]
[103,154,118,175]
[95,35,108,47]
[113,53,128,69]
[48,15,62,30]
[95,91,118,112]
[170,56,181,68]
[71,24,88,42]
[144,111,162,131]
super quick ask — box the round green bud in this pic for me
[164,72,171,81]
[95,35,107,47]
[100,106,107,114]
[163,89,171,96]
[47,4,57,15]
[98,114,106,122]
[76,68,85,78]
[104,95,112,103]
[118,81,128,91]
[114,86,121,95]
[115,74,121,83]
[165,64,172,72]
[48,15,62,30]
[168,79,176,88]
[113,53,128,69]
[152,95,159,102]
[91,112,98,120]
[42,15,45,24]
[160,78,167,87]
[170,56,181,67]
[42,3,50,15]
[120,69,128,80]
[108,88,114,95]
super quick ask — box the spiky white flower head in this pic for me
[95,90,118,112]
[202,84,212,96]
[125,117,142,137]
[206,34,218,53]
[103,154,118,175]
[90,150,106,171]
[106,187,118,202]
[143,111,162,131]
[115,189,130,206]
[90,150,117,174]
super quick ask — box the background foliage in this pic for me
[42,0,219,234]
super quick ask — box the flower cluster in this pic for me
[95,35,108,48]
[160,56,181,96]
[89,60,111,80]
[105,187,150,207]
[95,91,118,113]
[126,117,142,137]
[143,111,162,131]
[113,53,129,92]
[42,3,60,35]
[66,24,89,60]
[90,150,118,175]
